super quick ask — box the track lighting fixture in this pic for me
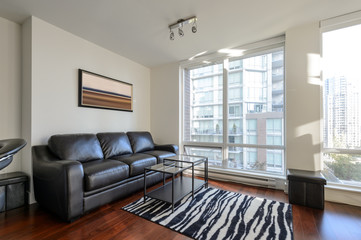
[192,21,197,33]
[169,16,197,40]
[178,26,184,37]
[170,30,175,40]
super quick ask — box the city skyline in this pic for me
[324,75,361,150]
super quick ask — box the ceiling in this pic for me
[1,0,361,68]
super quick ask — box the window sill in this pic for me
[325,183,361,193]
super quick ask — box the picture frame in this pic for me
[78,69,133,112]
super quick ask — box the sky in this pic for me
[323,23,361,88]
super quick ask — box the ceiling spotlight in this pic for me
[178,27,184,37]
[192,21,197,33]
[170,30,175,40]
[168,16,197,40]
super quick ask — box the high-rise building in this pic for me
[324,76,361,149]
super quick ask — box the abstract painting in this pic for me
[78,69,133,112]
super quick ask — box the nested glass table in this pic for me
[144,155,208,212]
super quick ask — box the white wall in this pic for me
[285,22,322,171]
[23,16,151,202]
[150,62,180,145]
[21,17,33,201]
[30,16,151,145]
[0,17,22,173]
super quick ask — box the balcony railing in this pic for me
[191,130,222,135]
[272,74,283,82]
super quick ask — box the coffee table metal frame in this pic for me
[144,155,208,212]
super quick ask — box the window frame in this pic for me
[320,13,361,187]
[180,37,286,177]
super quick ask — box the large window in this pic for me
[322,22,361,186]
[184,63,223,143]
[183,42,285,175]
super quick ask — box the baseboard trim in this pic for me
[191,168,286,191]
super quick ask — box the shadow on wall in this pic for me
[288,133,321,171]
[286,50,322,171]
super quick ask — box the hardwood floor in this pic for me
[1,179,361,240]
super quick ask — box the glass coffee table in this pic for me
[144,155,208,212]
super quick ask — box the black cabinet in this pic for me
[0,172,29,212]
[287,169,327,209]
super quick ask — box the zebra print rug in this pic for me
[122,187,293,240]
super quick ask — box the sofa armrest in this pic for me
[154,144,179,154]
[32,145,84,222]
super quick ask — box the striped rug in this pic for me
[122,187,293,240]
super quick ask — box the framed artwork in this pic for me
[78,69,133,112]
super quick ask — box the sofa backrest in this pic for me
[127,131,154,153]
[48,134,104,162]
[96,132,133,158]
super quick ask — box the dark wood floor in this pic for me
[1,179,361,240]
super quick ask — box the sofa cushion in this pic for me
[143,150,176,164]
[97,132,133,158]
[111,153,156,177]
[48,134,103,162]
[127,131,155,153]
[82,159,129,192]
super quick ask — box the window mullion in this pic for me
[323,148,361,155]
[223,59,229,161]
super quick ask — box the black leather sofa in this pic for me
[32,131,178,222]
